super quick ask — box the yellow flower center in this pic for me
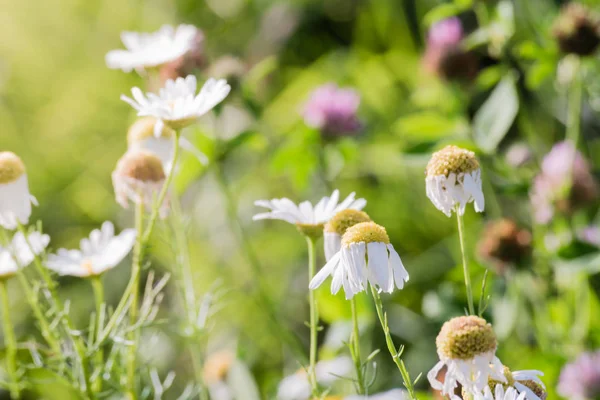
[127,117,175,146]
[521,380,547,399]
[324,209,372,235]
[81,259,94,276]
[0,152,26,184]
[296,223,324,239]
[341,222,390,246]
[436,316,497,360]
[115,150,166,182]
[426,145,480,177]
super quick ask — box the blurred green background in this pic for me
[2,0,600,398]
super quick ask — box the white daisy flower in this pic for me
[345,388,408,399]
[425,145,484,217]
[309,222,409,299]
[323,209,371,261]
[0,152,38,230]
[121,75,231,136]
[0,231,50,278]
[46,222,136,277]
[277,356,353,400]
[127,117,208,172]
[427,316,506,400]
[475,385,526,400]
[253,189,366,238]
[511,370,546,400]
[112,150,170,218]
[106,24,199,72]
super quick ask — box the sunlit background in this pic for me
[1,0,600,398]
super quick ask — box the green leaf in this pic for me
[473,73,519,153]
[26,368,83,400]
[423,4,465,26]
[394,112,469,142]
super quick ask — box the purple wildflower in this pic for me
[428,17,463,49]
[577,226,600,247]
[558,350,600,400]
[530,141,598,224]
[302,83,362,138]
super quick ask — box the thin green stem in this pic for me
[370,286,417,400]
[16,224,95,399]
[350,297,365,394]
[456,212,475,316]
[306,236,319,397]
[214,162,307,363]
[126,197,145,399]
[170,197,196,322]
[141,133,180,245]
[0,280,20,399]
[95,134,180,351]
[91,276,104,392]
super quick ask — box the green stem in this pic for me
[95,134,180,351]
[306,236,319,397]
[214,162,307,363]
[0,280,20,399]
[456,212,475,316]
[170,197,196,322]
[91,276,104,392]
[16,224,95,399]
[566,57,582,151]
[370,286,417,400]
[126,197,145,399]
[16,272,62,357]
[350,296,365,394]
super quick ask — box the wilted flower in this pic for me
[303,84,362,138]
[477,366,546,400]
[478,219,532,272]
[428,316,506,399]
[106,25,199,72]
[121,75,231,136]
[423,18,477,82]
[557,350,600,400]
[0,231,49,278]
[425,145,485,217]
[112,150,169,217]
[127,117,208,171]
[46,222,136,277]
[530,141,598,224]
[277,356,353,400]
[323,209,372,261]
[474,385,526,400]
[0,152,37,230]
[159,29,206,83]
[253,189,366,238]
[553,3,600,56]
[309,222,409,299]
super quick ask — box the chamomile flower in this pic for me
[323,209,371,261]
[0,231,50,278]
[475,385,526,400]
[465,366,546,400]
[106,24,199,72]
[46,222,135,277]
[425,145,484,217]
[309,222,409,299]
[0,152,37,230]
[277,357,353,400]
[121,75,231,136]
[127,117,208,172]
[253,189,366,238]
[112,150,170,218]
[428,316,506,399]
